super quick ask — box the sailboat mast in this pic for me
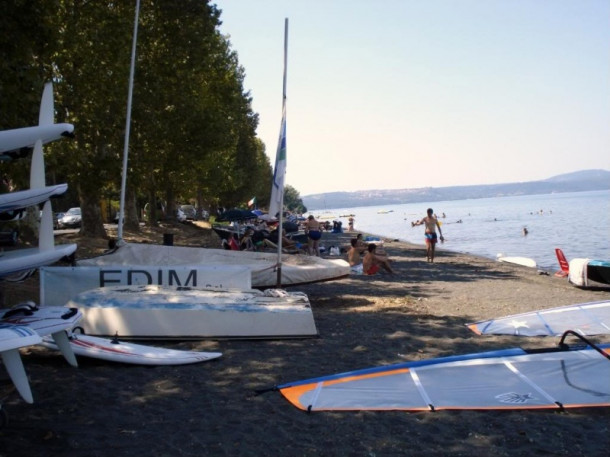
[276,18,288,288]
[117,0,141,243]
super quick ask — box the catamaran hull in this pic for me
[569,259,610,288]
[68,285,318,339]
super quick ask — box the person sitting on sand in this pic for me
[347,239,362,267]
[413,208,444,262]
[354,233,369,253]
[362,243,395,275]
[239,228,255,251]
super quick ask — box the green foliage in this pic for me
[0,0,305,235]
[283,184,307,214]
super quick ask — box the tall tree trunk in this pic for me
[123,186,140,232]
[79,190,107,239]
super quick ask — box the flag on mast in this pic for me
[269,104,286,218]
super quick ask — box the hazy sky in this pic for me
[213,0,609,196]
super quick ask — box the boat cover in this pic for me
[77,243,349,287]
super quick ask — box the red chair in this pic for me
[554,248,569,277]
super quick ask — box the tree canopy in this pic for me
[0,0,292,236]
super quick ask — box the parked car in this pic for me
[54,212,64,229]
[179,204,197,221]
[199,208,210,221]
[176,207,187,223]
[58,207,82,229]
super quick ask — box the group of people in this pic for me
[223,208,445,270]
[345,207,445,276]
[347,233,395,275]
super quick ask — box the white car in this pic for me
[58,207,82,229]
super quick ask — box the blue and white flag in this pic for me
[269,104,286,218]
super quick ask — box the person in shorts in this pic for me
[306,215,322,256]
[362,244,395,275]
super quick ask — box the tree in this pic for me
[283,185,307,214]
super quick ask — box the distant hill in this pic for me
[303,169,610,210]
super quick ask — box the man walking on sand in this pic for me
[414,208,444,262]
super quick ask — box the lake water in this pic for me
[310,190,610,270]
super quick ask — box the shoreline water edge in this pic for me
[1,228,609,456]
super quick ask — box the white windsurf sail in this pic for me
[276,340,610,412]
[467,300,610,336]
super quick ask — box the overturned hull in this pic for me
[69,285,318,339]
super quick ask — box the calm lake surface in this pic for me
[310,190,609,270]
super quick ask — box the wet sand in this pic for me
[0,228,609,456]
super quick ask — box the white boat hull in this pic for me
[0,244,76,277]
[0,123,74,154]
[69,285,318,339]
[0,183,68,213]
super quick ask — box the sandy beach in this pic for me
[0,225,609,456]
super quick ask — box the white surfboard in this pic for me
[0,183,68,213]
[497,255,537,268]
[0,243,77,278]
[1,304,83,367]
[41,333,222,366]
[0,324,42,404]
[0,124,74,156]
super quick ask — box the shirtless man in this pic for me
[414,208,444,262]
[362,244,395,275]
[305,215,322,256]
[347,239,361,266]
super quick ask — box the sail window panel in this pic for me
[512,352,610,406]
[302,370,429,411]
[415,361,555,409]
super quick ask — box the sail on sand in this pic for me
[269,18,289,287]
[276,339,610,412]
[467,300,610,337]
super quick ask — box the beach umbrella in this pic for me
[217,208,257,222]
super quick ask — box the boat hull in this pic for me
[569,258,610,288]
[69,285,318,339]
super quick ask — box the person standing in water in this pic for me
[414,208,444,262]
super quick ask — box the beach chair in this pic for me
[554,248,569,277]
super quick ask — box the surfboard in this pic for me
[0,243,77,278]
[0,123,74,156]
[0,324,42,404]
[0,183,68,213]
[41,333,222,366]
[497,255,537,268]
[1,304,83,367]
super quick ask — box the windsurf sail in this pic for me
[269,18,289,287]
[467,300,610,336]
[276,336,610,412]
[554,248,569,277]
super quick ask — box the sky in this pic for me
[213,0,610,196]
